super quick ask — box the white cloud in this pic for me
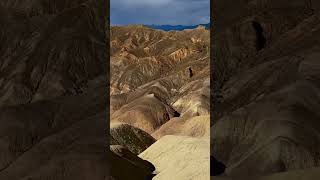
[200,16,210,24]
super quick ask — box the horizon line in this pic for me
[110,22,210,27]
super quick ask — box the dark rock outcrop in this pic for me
[211,156,226,176]
[110,123,156,154]
[110,145,155,180]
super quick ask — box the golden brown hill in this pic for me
[110,25,210,136]
[110,25,210,95]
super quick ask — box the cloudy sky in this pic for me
[111,0,210,25]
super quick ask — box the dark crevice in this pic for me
[144,160,156,180]
[145,173,156,180]
[188,67,193,78]
[252,21,266,51]
[211,156,226,176]
[173,110,180,117]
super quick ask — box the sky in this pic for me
[111,0,210,26]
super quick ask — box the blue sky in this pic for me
[111,0,210,25]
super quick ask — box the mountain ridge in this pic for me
[146,23,210,31]
[111,23,210,31]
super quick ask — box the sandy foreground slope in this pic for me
[140,135,210,180]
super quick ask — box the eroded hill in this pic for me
[212,0,320,179]
[110,25,211,179]
[0,1,110,180]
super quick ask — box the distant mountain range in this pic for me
[146,23,210,31]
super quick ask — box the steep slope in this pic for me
[110,123,156,154]
[212,0,320,178]
[0,82,109,180]
[0,0,110,179]
[0,0,106,107]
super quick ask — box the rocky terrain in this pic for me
[0,0,211,179]
[110,25,210,179]
[212,0,320,179]
[6,0,320,179]
[0,0,110,180]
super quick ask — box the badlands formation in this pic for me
[0,0,211,178]
[212,0,320,179]
[110,25,211,179]
[0,0,110,180]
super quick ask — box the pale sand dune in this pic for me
[140,135,210,180]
